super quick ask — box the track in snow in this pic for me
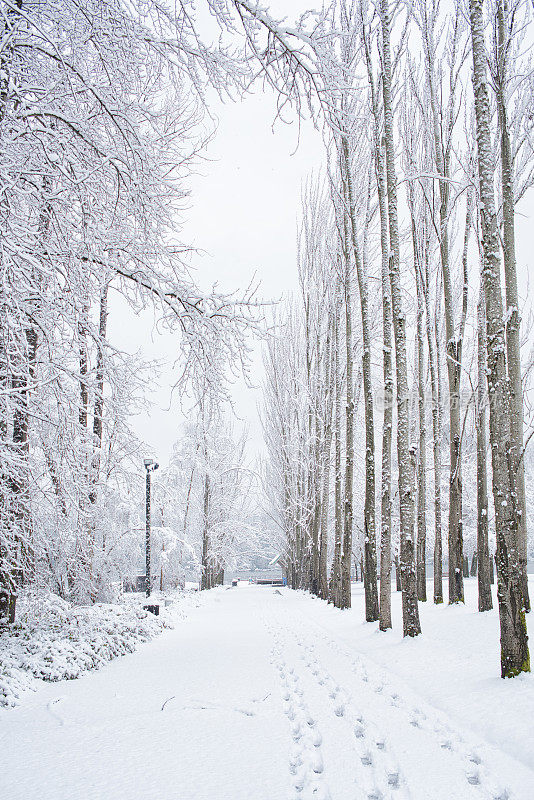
[1,585,526,800]
[264,600,513,800]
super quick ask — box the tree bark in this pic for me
[340,210,354,610]
[318,314,334,600]
[201,473,211,590]
[495,0,529,613]
[329,290,343,607]
[360,21,392,629]
[380,0,421,637]
[340,136,379,622]
[477,285,493,611]
[421,6,466,604]
[378,151,393,630]
[468,0,529,677]
[420,253,444,604]
[416,265,427,602]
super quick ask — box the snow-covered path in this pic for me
[1,584,533,800]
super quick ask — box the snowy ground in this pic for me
[0,591,187,707]
[1,579,533,800]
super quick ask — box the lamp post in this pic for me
[144,458,159,598]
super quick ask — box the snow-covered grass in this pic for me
[0,589,196,708]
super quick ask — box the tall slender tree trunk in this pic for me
[422,11,466,604]
[361,22,392,630]
[11,330,37,586]
[0,0,24,615]
[496,0,529,613]
[10,179,52,590]
[379,153,393,631]
[329,292,343,607]
[304,298,320,596]
[340,212,354,610]
[89,284,109,506]
[75,282,108,601]
[201,473,211,590]
[319,316,334,600]
[416,265,427,602]
[477,285,493,612]
[418,241,444,604]
[380,0,420,637]
[468,0,529,677]
[73,299,90,593]
[440,194,462,606]
[340,136,379,622]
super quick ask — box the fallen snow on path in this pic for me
[1,580,533,800]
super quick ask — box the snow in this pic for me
[0,591,195,708]
[1,580,533,800]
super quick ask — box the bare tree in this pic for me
[380,0,421,636]
[493,0,530,612]
[468,0,529,676]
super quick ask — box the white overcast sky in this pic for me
[109,17,325,466]
[109,1,534,469]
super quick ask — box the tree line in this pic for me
[257,0,533,679]
[0,0,259,614]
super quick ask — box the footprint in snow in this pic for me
[388,771,400,788]
[310,729,322,747]
[354,721,366,739]
[46,697,66,726]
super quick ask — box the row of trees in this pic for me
[257,0,533,678]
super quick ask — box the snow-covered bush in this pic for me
[0,590,176,708]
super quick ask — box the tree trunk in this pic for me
[319,315,334,600]
[496,0,529,613]
[201,473,211,590]
[477,286,493,611]
[470,552,478,578]
[340,136,378,622]
[11,328,37,587]
[379,152,393,630]
[380,0,420,637]
[415,244,427,602]
[421,254,444,604]
[395,555,402,592]
[78,282,109,601]
[422,8,466,605]
[340,212,354,610]
[329,292,343,607]
[361,7,392,631]
[468,0,529,677]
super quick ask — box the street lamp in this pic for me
[144,458,159,598]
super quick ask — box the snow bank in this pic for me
[0,591,189,708]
